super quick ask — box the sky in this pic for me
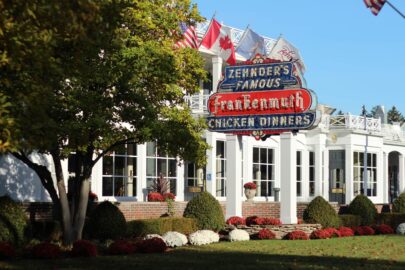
[193,0,405,115]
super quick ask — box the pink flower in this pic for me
[244,182,257,189]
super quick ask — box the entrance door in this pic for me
[329,150,346,204]
[388,152,400,203]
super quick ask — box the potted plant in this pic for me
[243,182,257,202]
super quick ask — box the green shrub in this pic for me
[303,196,340,228]
[375,213,405,229]
[393,193,405,213]
[183,192,225,231]
[30,220,62,242]
[347,195,377,226]
[127,217,197,237]
[339,214,361,227]
[0,195,28,246]
[88,201,126,240]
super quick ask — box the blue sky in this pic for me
[193,0,405,115]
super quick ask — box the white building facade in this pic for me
[1,22,405,218]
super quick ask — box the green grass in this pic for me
[2,236,405,270]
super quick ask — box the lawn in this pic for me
[2,235,405,270]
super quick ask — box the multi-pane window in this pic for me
[185,162,205,188]
[309,151,315,196]
[102,144,137,197]
[253,147,275,197]
[297,151,302,197]
[216,141,226,197]
[353,152,377,196]
[146,142,177,195]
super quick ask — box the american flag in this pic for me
[175,22,198,49]
[364,0,386,16]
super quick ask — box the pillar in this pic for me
[383,152,389,203]
[345,145,354,204]
[225,135,243,218]
[314,134,326,197]
[205,131,217,196]
[175,162,185,201]
[399,154,405,193]
[212,56,223,93]
[280,132,297,224]
[136,144,147,201]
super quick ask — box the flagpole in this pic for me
[386,0,405,19]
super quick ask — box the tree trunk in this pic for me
[72,178,90,241]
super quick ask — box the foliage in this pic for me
[127,217,197,237]
[347,195,377,226]
[88,201,127,240]
[246,216,258,226]
[284,231,309,240]
[339,214,362,227]
[352,226,375,236]
[152,174,170,195]
[226,216,246,226]
[30,221,62,242]
[257,229,276,240]
[148,192,164,202]
[163,193,176,201]
[108,240,136,255]
[374,224,394,235]
[183,192,225,231]
[338,227,355,237]
[243,182,257,189]
[137,237,167,253]
[387,106,404,124]
[393,193,405,213]
[0,195,28,246]
[71,240,97,257]
[31,242,61,259]
[396,223,405,235]
[0,242,16,259]
[375,213,405,229]
[228,229,250,242]
[188,230,220,246]
[0,93,16,153]
[162,231,188,247]
[303,196,340,228]
[255,217,282,225]
[310,228,340,239]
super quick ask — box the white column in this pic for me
[176,162,185,201]
[323,149,329,200]
[212,56,223,93]
[398,154,405,194]
[280,132,297,224]
[345,145,354,204]
[137,144,147,201]
[383,152,389,203]
[301,149,309,201]
[205,131,217,196]
[314,135,326,197]
[225,135,243,218]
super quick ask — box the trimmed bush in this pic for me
[188,230,219,246]
[183,192,225,231]
[310,229,330,239]
[0,196,28,246]
[137,237,167,253]
[339,214,361,227]
[108,240,136,255]
[375,213,405,229]
[31,242,61,259]
[257,229,276,240]
[127,217,197,237]
[347,195,377,226]
[338,227,354,237]
[228,229,250,242]
[303,196,340,228]
[71,240,97,257]
[0,242,16,259]
[226,216,246,226]
[374,224,394,235]
[88,201,126,240]
[284,231,309,240]
[352,226,375,236]
[255,217,282,225]
[393,193,405,213]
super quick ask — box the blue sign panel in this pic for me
[207,112,316,133]
[217,61,298,92]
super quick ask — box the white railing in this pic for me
[328,114,381,132]
[185,93,209,114]
[196,21,277,54]
[381,124,405,142]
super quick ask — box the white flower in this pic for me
[144,234,163,240]
[162,231,188,247]
[228,229,250,242]
[188,230,220,246]
[397,223,405,235]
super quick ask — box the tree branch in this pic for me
[91,137,138,167]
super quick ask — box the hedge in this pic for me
[375,213,405,229]
[339,214,362,227]
[127,217,197,237]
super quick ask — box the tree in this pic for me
[387,106,404,124]
[0,93,16,153]
[1,0,208,245]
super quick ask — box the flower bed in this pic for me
[284,230,309,240]
[162,231,188,247]
[226,216,246,226]
[71,240,97,257]
[257,229,276,240]
[108,240,136,255]
[31,242,61,259]
[137,237,167,253]
[188,230,219,246]
[0,242,16,259]
[228,229,250,242]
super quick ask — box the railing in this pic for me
[381,124,405,142]
[328,114,381,132]
[196,21,277,55]
[185,94,210,114]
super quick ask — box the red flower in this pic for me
[352,226,375,236]
[137,237,167,253]
[338,227,354,237]
[226,216,246,226]
[284,230,309,240]
[310,229,330,239]
[148,192,164,202]
[0,242,16,259]
[255,217,282,225]
[244,182,257,189]
[89,191,98,201]
[71,240,97,257]
[375,224,394,235]
[109,240,136,255]
[163,192,176,201]
[258,229,276,240]
[31,242,61,259]
[323,228,341,238]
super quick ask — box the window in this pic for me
[353,152,377,196]
[309,151,315,196]
[146,142,177,195]
[297,151,302,197]
[102,144,137,197]
[252,147,275,197]
[185,162,205,188]
[216,140,226,197]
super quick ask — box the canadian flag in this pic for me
[200,19,236,65]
